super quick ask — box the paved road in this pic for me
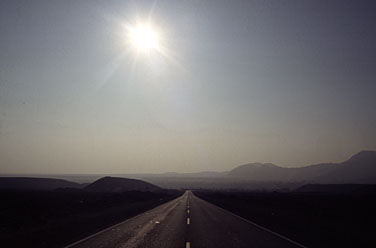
[66,191,305,248]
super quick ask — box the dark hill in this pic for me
[226,163,288,181]
[0,177,84,191]
[84,176,161,192]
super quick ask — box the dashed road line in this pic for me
[186,242,190,248]
[187,218,190,225]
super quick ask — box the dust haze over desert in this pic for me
[1,1,376,248]
[1,0,375,175]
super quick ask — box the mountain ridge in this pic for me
[1,151,375,187]
[226,150,376,183]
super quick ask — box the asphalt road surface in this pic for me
[66,191,305,248]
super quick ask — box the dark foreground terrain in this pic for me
[194,188,376,248]
[0,190,182,248]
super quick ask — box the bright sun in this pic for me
[127,24,161,53]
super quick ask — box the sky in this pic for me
[0,0,375,174]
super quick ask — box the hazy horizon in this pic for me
[1,0,376,174]
[1,149,374,176]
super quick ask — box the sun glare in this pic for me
[127,24,161,53]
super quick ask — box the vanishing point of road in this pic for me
[65,191,306,248]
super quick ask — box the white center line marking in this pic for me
[186,242,190,248]
[187,209,190,214]
[187,218,190,225]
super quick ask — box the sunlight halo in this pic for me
[126,23,161,53]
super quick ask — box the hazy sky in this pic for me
[1,0,375,174]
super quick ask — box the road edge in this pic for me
[192,192,307,248]
[64,193,184,248]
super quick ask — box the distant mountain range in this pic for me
[226,151,376,183]
[0,177,85,191]
[1,151,375,191]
